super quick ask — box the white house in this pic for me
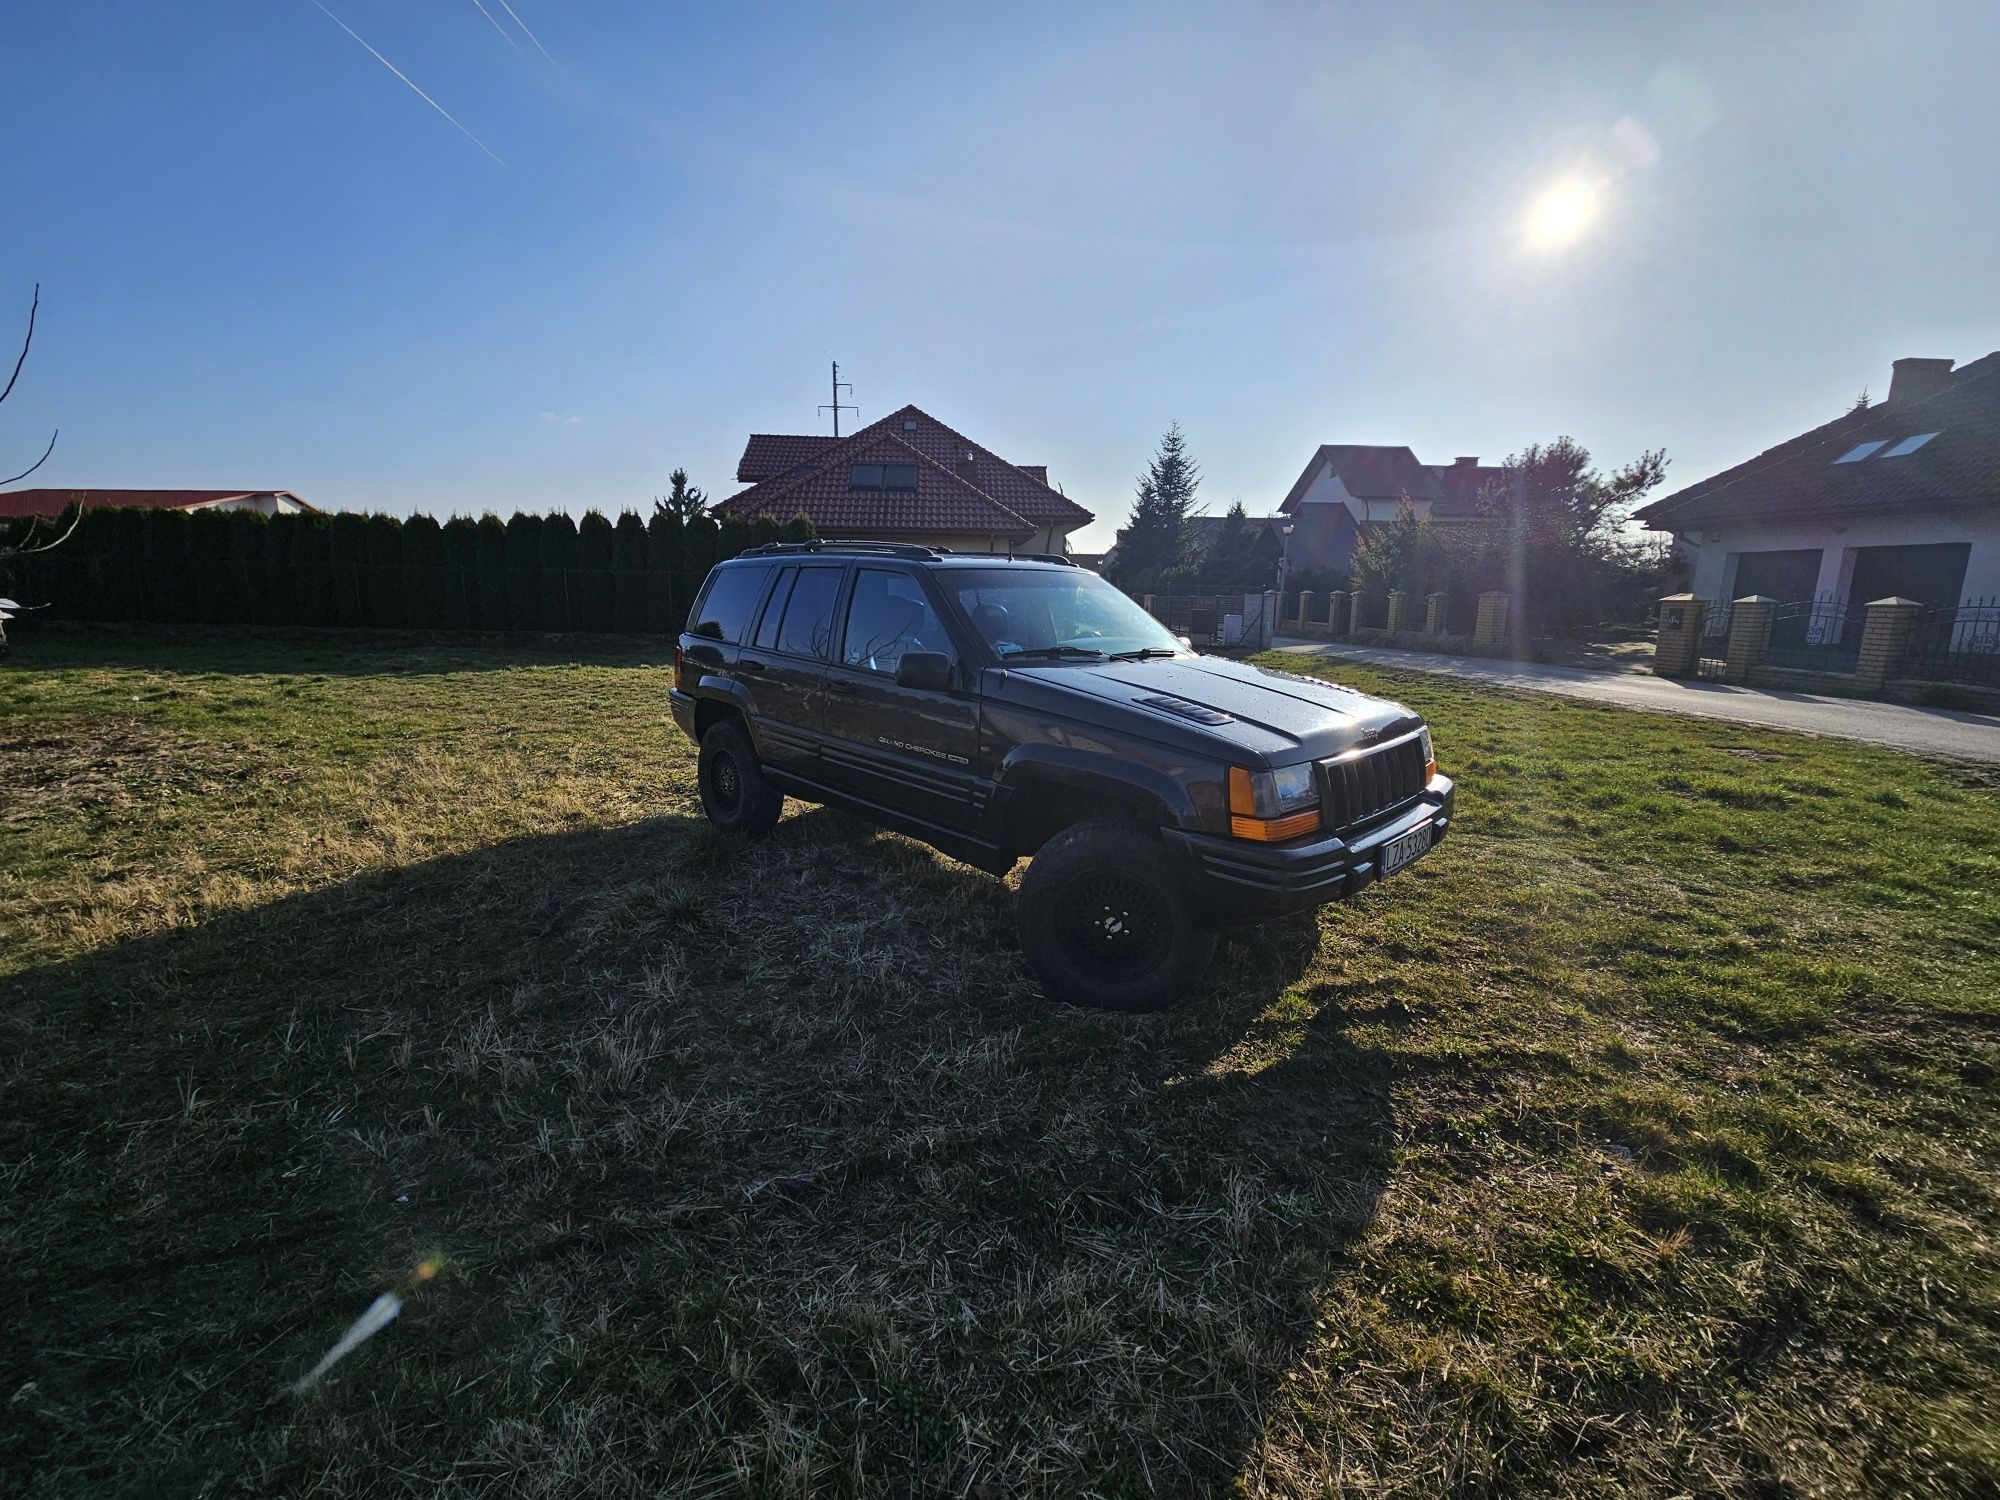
[1635,354,2000,612]
[0,488,318,520]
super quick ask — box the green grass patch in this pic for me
[1,629,1995,1497]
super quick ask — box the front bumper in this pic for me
[1163,773,1454,924]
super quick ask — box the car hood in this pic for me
[997,653,1418,763]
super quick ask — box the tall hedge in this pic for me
[576,510,615,633]
[8,503,806,637]
[612,512,648,633]
[540,513,579,632]
[402,513,444,630]
[645,511,684,632]
[504,512,543,632]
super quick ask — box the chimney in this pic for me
[1453,456,1478,467]
[1888,357,1953,409]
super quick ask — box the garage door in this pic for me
[1846,543,1971,610]
[1730,549,1822,604]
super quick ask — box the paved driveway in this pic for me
[1272,639,2000,765]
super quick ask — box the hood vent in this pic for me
[1136,693,1235,725]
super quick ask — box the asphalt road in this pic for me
[1272,639,2000,765]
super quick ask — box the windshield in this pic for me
[950,568,1186,661]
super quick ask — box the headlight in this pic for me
[1227,763,1322,841]
[1419,726,1436,780]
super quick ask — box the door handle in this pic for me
[737,658,766,672]
[828,680,859,694]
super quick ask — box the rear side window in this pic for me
[776,567,843,658]
[752,567,798,649]
[688,564,771,643]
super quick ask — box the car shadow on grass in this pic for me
[1,807,1391,1496]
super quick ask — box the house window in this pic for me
[849,462,918,492]
[1833,440,1889,463]
[1880,432,1939,457]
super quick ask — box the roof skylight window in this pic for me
[1880,432,1939,457]
[1833,440,1889,463]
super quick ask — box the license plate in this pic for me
[1379,822,1433,878]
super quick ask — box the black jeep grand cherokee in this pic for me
[672,541,1452,1011]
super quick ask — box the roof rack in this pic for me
[733,541,1082,567]
[736,539,946,560]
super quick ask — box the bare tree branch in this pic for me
[7,503,84,556]
[0,283,39,408]
[0,428,57,488]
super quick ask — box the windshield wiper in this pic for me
[1104,647,1178,661]
[1001,645,1107,661]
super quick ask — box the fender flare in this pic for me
[689,679,758,742]
[990,743,1200,841]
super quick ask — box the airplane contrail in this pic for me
[306,0,509,169]
[491,0,559,68]
[468,0,524,55]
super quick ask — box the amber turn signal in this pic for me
[1229,809,1322,842]
[1227,766,1321,841]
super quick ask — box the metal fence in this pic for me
[1765,595,1864,674]
[1146,592,1274,649]
[1694,600,1732,680]
[1904,598,2000,686]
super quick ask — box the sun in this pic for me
[1528,180,1597,247]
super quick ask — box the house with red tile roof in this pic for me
[0,488,318,519]
[1276,445,1511,575]
[715,405,1093,555]
[1634,353,2000,611]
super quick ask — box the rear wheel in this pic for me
[1016,821,1216,1012]
[698,717,782,835]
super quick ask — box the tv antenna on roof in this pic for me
[819,360,857,437]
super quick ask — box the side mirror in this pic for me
[895,651,954,692]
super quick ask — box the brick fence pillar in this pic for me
[1296,589,1316,626]
[1652,593,1709,678]
[1385,590,1410,633]
[1723,596,1776,684]
[1261,590,1278,648]
[1142,594,1156,619]
[1473,591,1510,648]
[1326,590,1348,635]
[1425,592,1448,636]
[1349,591,1369,636]
[1855,597,1922,691]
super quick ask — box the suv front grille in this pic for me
[1320,734,1428,832]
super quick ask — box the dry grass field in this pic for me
[2,629,1996,1498]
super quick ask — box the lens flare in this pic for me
[1528,180,1597,247]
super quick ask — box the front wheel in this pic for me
[1015,821,1216,1012]
[697,717,783,835]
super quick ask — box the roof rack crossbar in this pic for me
[737,539,946,560]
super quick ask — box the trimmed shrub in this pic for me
[613,511,649,633]
[365,513,404,629]
[504,512,543,632]
[540,512,578,631]
[441,517,479,629]
[646,511,685,632]
[329,512,369,627]
[402,513,444,629]
[576,510,615,632]
[290,512,335,626]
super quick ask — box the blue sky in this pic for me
[6,0,1997,549]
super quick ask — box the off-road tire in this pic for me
[1016,820,1217,1012]
[697,717,783,835]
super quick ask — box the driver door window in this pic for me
[840,568,954,675]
